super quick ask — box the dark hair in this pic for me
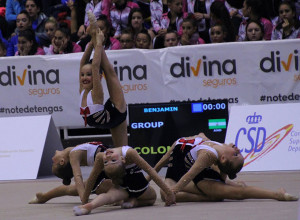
[276,0,299,30]
[26,0,42,9]
[52,162,74,185]
[120,28,134,40]
[245,19,264,41]
[128,8,144,28]
[97,14,115,48]
[17,10,32,23]
[182,14,198,28]
[18,28,38,55]
[218,159,244,180]
[245,0,263,18]
[210,1,236,42]
[55,22,73,53]
[164,28,179,39]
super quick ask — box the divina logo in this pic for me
[113,61,147,81]
[0,65,59,86]
[260,50,299,72]
[170,56,236,78]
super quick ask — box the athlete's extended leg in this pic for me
[100,47,128,146]
[73,187,129,216]
[100,47,126,113]
[29,184,78,204]
[197,180,299,201]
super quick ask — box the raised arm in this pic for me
[79,42,94,92]
[69,151,85,202]
[82,153,105,204]
[152,141,176,173]
[126,148,175,206]
[172,150,217,194]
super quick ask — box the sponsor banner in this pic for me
[225,103,300,172]
[0,40,299,127]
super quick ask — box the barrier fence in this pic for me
[0,39,299,128]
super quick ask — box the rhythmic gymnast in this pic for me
[73,146,176,216]
[153,132,298,202]
[79,12,127,147]
[29,142,112,204]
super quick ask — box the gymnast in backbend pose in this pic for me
[152,132,298,202]
[29,142,113,204]
[79,13,127,147]
[72,145,176,216]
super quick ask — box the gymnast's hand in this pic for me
[164,191,176,206]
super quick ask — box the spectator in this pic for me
[210,23,227,43]
[110,0,139,38]
[225,0,243,35]
[128,8,155,42]
[43,17,58,45]
[186,0,214,43]
[119,28,135,49]
[135,29,152,48]
[245,19,264,41]
[77,0,112,40]
[7,10,38,56]
[210,1,236,42]
[0,39,7,56]
[179,15,205,45]
[5,0,26,36]
[153,0,187,48]
[96,14,121,50]
[238,0,273,41]
[163,28,179,47]
[272,0,300,40]
[150,0,167,34]
[25,0,48,44]
[160,0,187,34]
[46,22,82,54]
[15,28,45,55]
[42,17,58,52]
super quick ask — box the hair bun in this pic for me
[62,178,71,185]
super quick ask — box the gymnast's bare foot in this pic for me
[28,192,47,204]
[73,203,92,216]
[276,188,299,201]
[121,198,137,209]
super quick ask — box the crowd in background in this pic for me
[0,0,299,57]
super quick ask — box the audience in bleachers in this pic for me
[119,28,135,49]
[245,19,264,41]
[272,0,300,40]
[15,28,45,55]
[237,0,273,41]
[45,22,81,54]
[179,14,205,45]
[135,28,152,48]
[163,28,179,47]
[5,0,26,36]
[0,0,299,57]
[210,23,227,43]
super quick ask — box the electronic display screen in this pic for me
[128,100,229,166]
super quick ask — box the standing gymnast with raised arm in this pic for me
[79,12,127,147]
